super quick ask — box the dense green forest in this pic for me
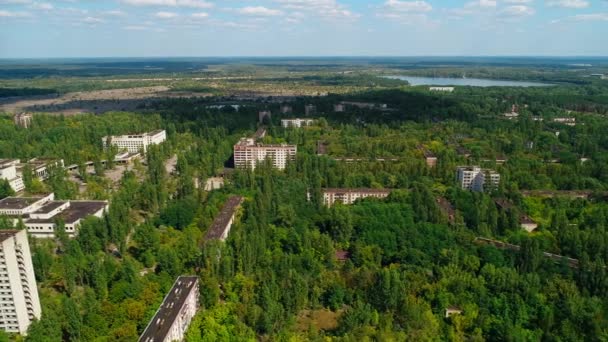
[1,72,608,341]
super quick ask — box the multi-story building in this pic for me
[421,149,437,168]
[281,119,314,128]
[13,113,32,128]
[258,111,271,123]
[0,230,41,335]
[457,166,500,192]
[304,104,316,116]
[0,160,24,193]
[553,117,576,126]
[102,130,166,153]
[233,138,296,170]
[430,87,454,92]
[313,188,392,207]
[280,105,293,114]
[0,194,108,238]
[139,276,199,342]
[204,196,243,242]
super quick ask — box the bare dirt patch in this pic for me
[0,86,212,115]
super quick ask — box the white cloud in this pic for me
[501,5,535,17]
[274,0,359,20]
[0,0,32,4]
[547,0,589,8]
[0,10,31,17]
[120,0,213,9]
[465,0,497,8]
[237,6,282,16]
[191,12,208,18]
[383,0,432,13]
[504,0,532,3]
[29,2,52,10]
[571,13,608,21]
[82,16,104,24]
[124,25,147,30]
[103,10,127,17]
[154,11,178,18]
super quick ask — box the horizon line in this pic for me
[1,55,608,61]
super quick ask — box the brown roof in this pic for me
[0,230,20,243]
[0,197,43,210]
[204,196,243,241]
[26,201,107,224]
[139,276,199,342]
[335,250,350,261]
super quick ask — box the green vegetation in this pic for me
[1,59,608,340]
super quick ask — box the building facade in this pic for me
[139,276,199,342]
[281,119,314,128]
[430,87,455,92]
[314,188,392,207]
[0,160,24,193]
[0,230,41,335]
[102,130,166,153]
[233,138,297,170]
[457,166,500,192]
[13,113,32,128]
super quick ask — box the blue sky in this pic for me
[0,0,607,58]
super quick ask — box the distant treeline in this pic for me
[0,87,57,98]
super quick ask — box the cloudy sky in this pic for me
[0,0,606,58]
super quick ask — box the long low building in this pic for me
[233,138,296,170]
[139,276,200,342]
[204,196,244,242]
[312,188,392,206]
[0,194,108,238]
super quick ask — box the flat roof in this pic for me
[0,230,20,243]
[204,196,243,241]
[0,159,18,168]
[32,201,68,214]
[0,197,44,210]
[26,201,107,224]
[139,276,199,342]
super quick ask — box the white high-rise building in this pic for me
[0,230,41,335]
[457,166,500,192]
[233,138,296,170]
[102,130,166,153]
[0,160,24,193]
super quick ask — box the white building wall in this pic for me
[0,230,41,335]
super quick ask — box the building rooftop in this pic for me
[31,201,68,215]
[26,201,107,224]
[0,159,19,169]
[204,196,243,241]
[139,276,199,342]
[0,197,44,210]
[0,230,20,243]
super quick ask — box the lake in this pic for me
[385,75,553,87]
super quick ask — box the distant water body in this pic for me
[385,75,553,87]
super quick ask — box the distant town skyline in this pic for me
[0,0,607,58]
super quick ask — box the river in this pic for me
[385,75,553,87]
